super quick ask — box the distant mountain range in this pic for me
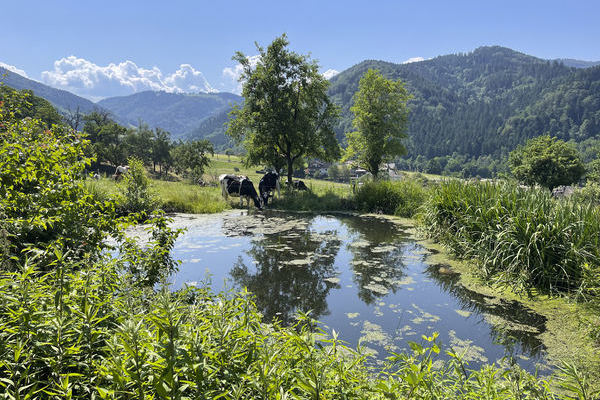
[97,91,241,140]
[1,66,100,114]
[2,48,600,160]
[555,58,600,69]
[327,46,600,162]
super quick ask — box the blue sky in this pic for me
[2,0,599,101]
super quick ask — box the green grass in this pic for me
[152,180,230,214]
[354,179,430,217]
[85,177,230,214]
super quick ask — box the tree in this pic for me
[509,135,585,190]
[171,139,214,182]
[152,128,173,174]
[327,164,340,181]
[0,94,116,264]
[226,34,340,184]
[343,69,411,179]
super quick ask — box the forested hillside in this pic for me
[326,46,600,176]
[98,91,241,139]
[0,66,99,114]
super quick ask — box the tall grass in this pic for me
[354,179,429,217]
[419,180,600,297]
[152,180,230,214]
[86,178,230,214]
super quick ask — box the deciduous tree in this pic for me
[227,34,340,184]
[343,69,411,179]
[509,135,585,190]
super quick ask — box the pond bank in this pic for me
[379,214,600,381]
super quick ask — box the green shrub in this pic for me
[2,259,594,399]
[0,102,116,264]
[272,188,355,212]
[572,182,600,205]
[117,157,159,219]
[354,179,428,217]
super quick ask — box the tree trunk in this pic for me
[287,158,294,186]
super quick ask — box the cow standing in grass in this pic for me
[113,165,129,181]
[219,174,262,209]
[258,172,280,206]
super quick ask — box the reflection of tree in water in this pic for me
[341,216,409,305]
[230,227,341,326]
[426,264,547,360]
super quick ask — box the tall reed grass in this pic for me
[419,181,600,298]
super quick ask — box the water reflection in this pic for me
[230,223,341,325]
[426,264,547,359]
[168,211,549,370]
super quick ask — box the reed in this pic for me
[419,180,600,297]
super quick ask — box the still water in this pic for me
[161,211,548,371]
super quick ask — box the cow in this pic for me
[258,171,281,206]
[219,174,262,209]
[292,180,309,191]
[113,165,129,181]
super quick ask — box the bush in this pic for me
[272,188,355,212]
[572,181,600,205]
[354,179,428,217]
[0,100,116,264]
[117,157,158,219]
[2,260,594,399]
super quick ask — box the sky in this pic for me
[2,0,599,101]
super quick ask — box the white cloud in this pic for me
[0,62,29,78]
[41,56,216,100]
[222,55,260,94]
[402,57,425,64]
[322,69,339,79]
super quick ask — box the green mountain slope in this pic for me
[0,66,99,114]
[190,46,600,163]
[328,46,600,162]
[98,91,242,139]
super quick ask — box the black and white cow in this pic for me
[292,180,309,191]
[258,172,281,206]
[219,174,262,209]
[113,165,129,181]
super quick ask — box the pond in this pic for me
[148,211,550,371]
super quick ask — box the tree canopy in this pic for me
[344,69,411,178]
[509,135,585,190]
[226,34,340,184]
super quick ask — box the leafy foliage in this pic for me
[509,135,585,190]
[117,157,159,219]
[344,69,411,178]
[170,139,214,181]
[227,34,340,183]
[0,94,116,264]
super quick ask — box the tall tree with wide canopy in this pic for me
[509,135,585,190]
[226,34,340,184]
[344,69,411,179]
